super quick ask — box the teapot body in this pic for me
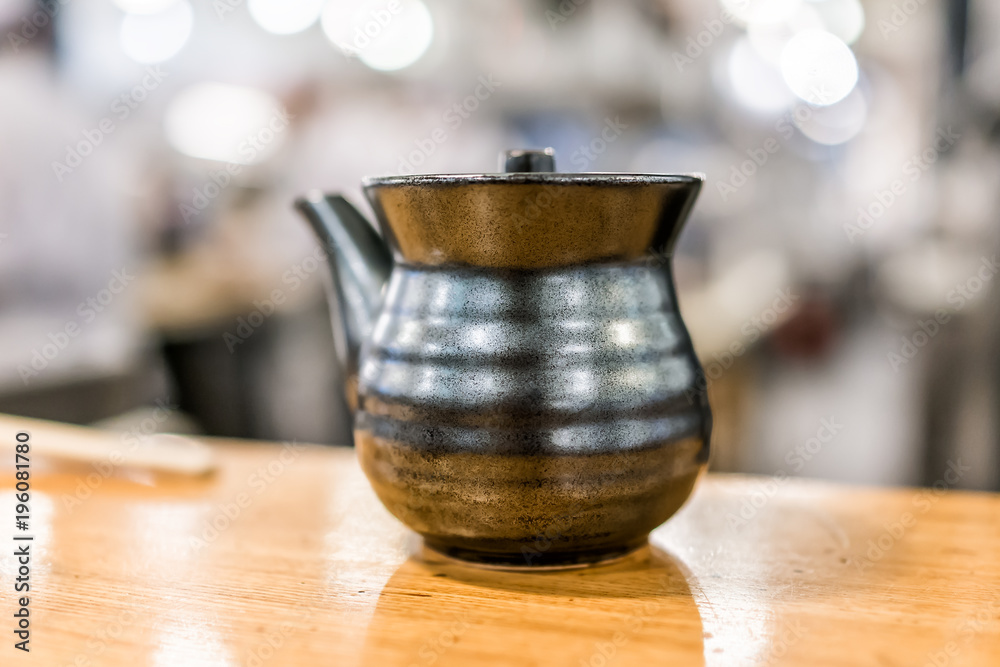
[355,260,710,567]
[296,157,712,567]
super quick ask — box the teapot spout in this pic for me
[294,192,393,407]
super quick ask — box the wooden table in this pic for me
[2,430,999,666]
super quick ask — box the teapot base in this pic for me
[422,536,649,571]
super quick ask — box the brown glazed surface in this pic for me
[350,174,710,567]
[358,434,704,566]
[363,174,702,268]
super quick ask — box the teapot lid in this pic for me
[361,149,703,269]
[362,149,704,187]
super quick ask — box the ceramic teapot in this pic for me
[295,149,711,567]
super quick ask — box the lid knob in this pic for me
[501,148,556,173]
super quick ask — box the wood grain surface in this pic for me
[1,420,998,666]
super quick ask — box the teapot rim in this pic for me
[362,172,704,189]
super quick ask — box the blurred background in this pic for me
[1,0,998,490]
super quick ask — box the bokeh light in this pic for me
[721,0,803,26]
[747,5,825,65]
[248,0,324,36]
[727,37,795,114]
[164,83,287,164]
[780,29,859,106]
[113,0,179,14]
[811,0,865,45]
[794,86,867,144]
[119,0,193,64]
[321,0,434,72]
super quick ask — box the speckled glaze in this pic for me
[295,151,711,567]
